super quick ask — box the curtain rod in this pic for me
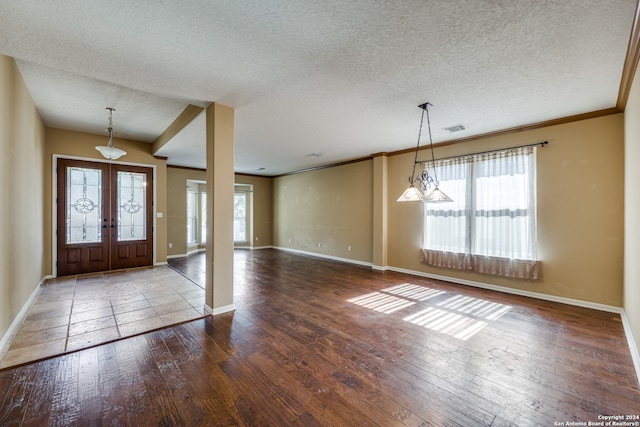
[416,140,548,164]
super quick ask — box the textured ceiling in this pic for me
[0,0,637,175]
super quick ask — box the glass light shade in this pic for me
[424,187,453,203]
[397,185,427,202]
[96,145,127,160]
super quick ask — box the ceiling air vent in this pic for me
[444,124,466,133]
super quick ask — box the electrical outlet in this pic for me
[318,243,321,248]
[255,236,259,241]
[348,245,352,251]
[169,243,173,248]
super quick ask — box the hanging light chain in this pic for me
[410,102,438,192]
[106,107,116,148]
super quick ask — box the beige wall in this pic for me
[235,173,274,247]
[166,170,274,256]
[624,61,640,359]
[44,128,168,273]
[0,55,46,339]
[388,114,624,306]
[166,167,206,256]
[272,114,624,307]
[273,160,373,263]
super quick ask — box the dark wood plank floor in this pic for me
[168,251,206,289]
[1,249,639,426]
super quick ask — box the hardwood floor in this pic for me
[1,249,638,426]
[168,251,206,288]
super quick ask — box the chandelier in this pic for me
[397,102,452,203]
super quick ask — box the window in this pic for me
[234,192,247,242]
[200,191,207,244]
[422,146,539,279]
[186,190,198,245]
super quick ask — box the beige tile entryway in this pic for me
[0,265,206,369]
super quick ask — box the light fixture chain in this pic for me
[424,103,439,187]
[410,108,426,184]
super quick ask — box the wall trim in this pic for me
[621,310,640,387]
[386,265,622,313]
[187,247,206,256]
[0,276,48,361]
[387,108,620,159]
[272,246,374,267]
[204,303,236,315]
[167,253,188,259]
[617,0,640,110]
[273,157,372,178]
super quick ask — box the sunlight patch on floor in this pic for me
[382,283,446,301]
[347,292,415,314]
[347,283,512,341]
[403,307,488,340]
[437,295,512,321]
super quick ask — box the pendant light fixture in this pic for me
[397,102,452,203]
[95,107,127,160]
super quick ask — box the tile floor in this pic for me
[0,264,206,369]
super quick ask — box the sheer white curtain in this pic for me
[422,146,539,279]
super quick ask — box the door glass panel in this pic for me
[66,167,102,244]
[117,171,147,241]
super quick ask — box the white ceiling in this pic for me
[0,0,636,175]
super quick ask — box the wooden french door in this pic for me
[56,158,153,276]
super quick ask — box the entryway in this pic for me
[56,158,154,276]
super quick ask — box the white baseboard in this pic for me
[166,253,188,259]
[235,245,273,250]
[386,265,623,314]
[154,261,168,266]
[0,276,48,361]
[620,311,640,387]
[272,246,373,268]
[187,248,206,255]
[204,303,235,315]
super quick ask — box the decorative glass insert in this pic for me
[117,171,147,241]
[66,167,102,244]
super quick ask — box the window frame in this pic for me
[421,146,540,279]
